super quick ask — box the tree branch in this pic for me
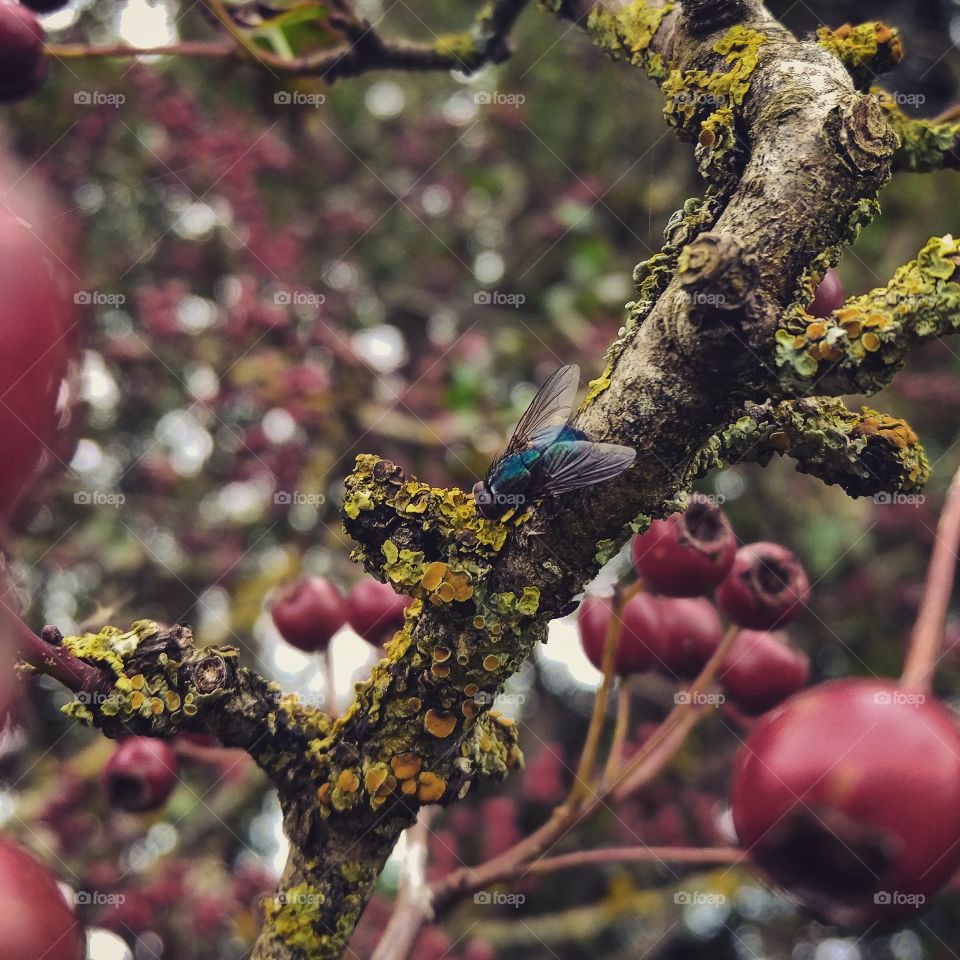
[697,396,929,497]
[878,94,960,173]
[774,236,960,395]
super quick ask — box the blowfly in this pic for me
[473,364,636,520]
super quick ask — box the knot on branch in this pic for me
[53,620,241,738]
[677,231,757,312]
[698,398,929,497]
[826,94,897,175]
[775,235,960,394]
[680,0,751,37]
[816,22,903,88]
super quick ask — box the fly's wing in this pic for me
[500,364,580,463]
[536,439,636,497]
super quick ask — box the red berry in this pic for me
[101,737,178,812]
[807,267,844,318]
[718,629,809,714]
[346,577,411,646]
[732,679,960,924]
[654,596,723,678]
[578,592,662,676]
[577,593,613,665]
[0,162,83,524]
[0,3,44,103]
[715,542,809,629]
[631,496,736,597]
[0,836,84,959]
[271,576,346,652]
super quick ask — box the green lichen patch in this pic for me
[775,235,960,393]
[816,22,903,87]
[661,26,768,180]
[586,0,673,76]
[698,397,929,498]
[262,883,326,953]
[877,91,960,173]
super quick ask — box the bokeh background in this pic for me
[4,0,960,957]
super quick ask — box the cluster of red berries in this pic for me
[576,489,960,927]
[578,495,811,715]
[0,0,68,103]
[270,574,412,652]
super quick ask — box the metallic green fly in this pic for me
[473,364,636,520]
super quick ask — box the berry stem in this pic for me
[527,844,745,875]
[322,647,336,714]
[568,581,643,806]
[46,41,235,59]
[900,463,960,692]
[429,625,740,917]
[610,624,739,801]
[602,681,631,784]
[4,604,105,694]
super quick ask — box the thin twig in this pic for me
[610,624,739,801]
[429,626,741,915]
[46,41,235,59]
[568,591,625,805]
[602,681,631,784]
[900,462,960,691]
[371,808,437,960]
[528,844,745,874]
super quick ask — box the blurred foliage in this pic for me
[2,0,960,958]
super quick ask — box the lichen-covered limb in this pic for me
[774,236,960,395]
[695,397,929,497]
[810,24,958,173]
[48,621,325,792]
[314,1,909,950]
[814,21,903,89]
[877,93,960,172]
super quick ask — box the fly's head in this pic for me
[472,479,501,520]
